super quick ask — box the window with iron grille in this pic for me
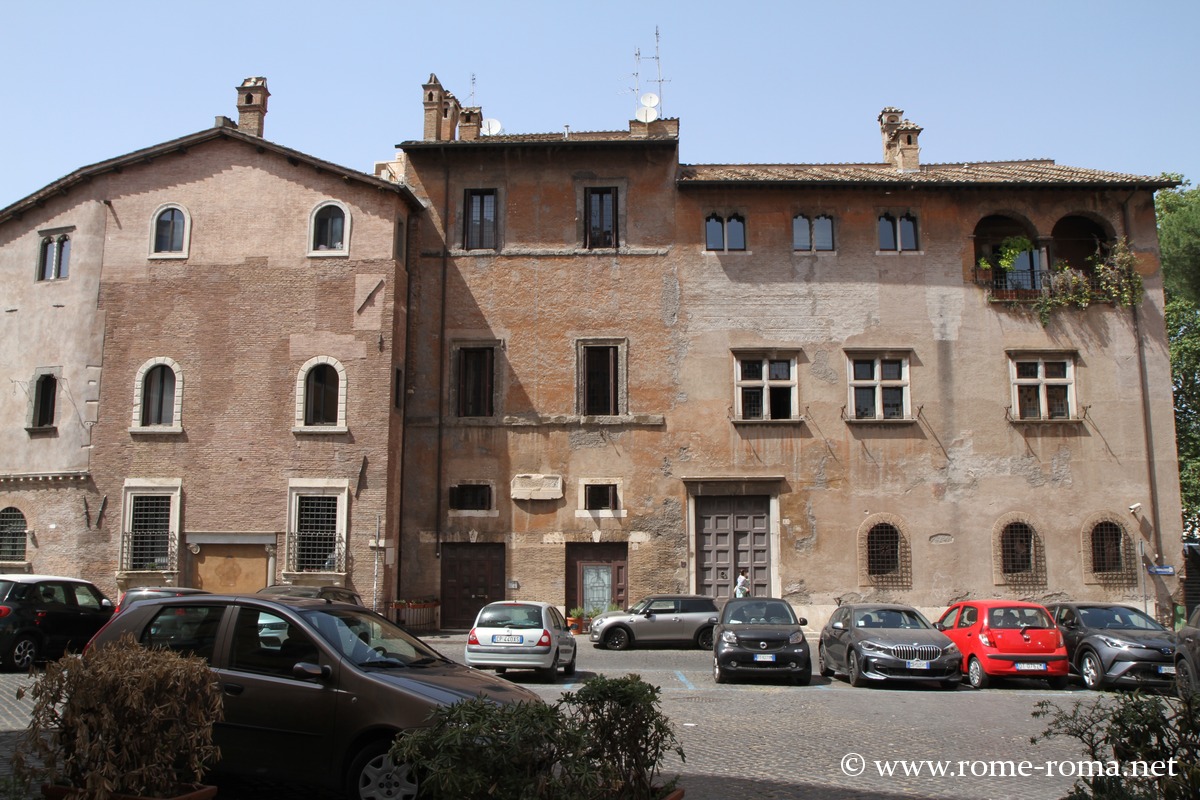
[0,507,27,562]
[584,188,617,249]
[999,522,1046,586]
[1090,521,1135,583]
[734,355,797,420]
[449,484,492,511]
[580,342,623,416]
[848,355,909,420]
[864,522,911,588]
[584,484,618,511]
[141,365,176,426]
[464,189,497,250]
[296,496,338,572]
[129,495,172,570]
[456,346,495,417]
[1011,356,1074,420]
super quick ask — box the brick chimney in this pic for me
[879,107,922,171]
[236,77,270,137]
[458,106,482,141]
[422,74,461,142]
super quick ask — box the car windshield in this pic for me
[302,607,447,667]
[987,607,1053,629]
[476,604,545,629]
[1078,606,1166,631]
[626,598,652,614]
[853,608,930,629]
[721,600,797,625]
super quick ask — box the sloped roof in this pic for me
[0,123,421,225]
[398,126,679,150]
[677,160,1176,189]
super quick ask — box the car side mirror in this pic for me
[797,617,808,626]
[707,616,717,625]
[292,662,330,681]
[934,622,945,631]
[101,598,113,608]
[832,621,844,630]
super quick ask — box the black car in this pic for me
[1046,602,1176,690]
[818,603,961,689]
[257,583,364,606]
[711,597,811,685]
[88,593,539,800]
[1176,605,1200,698]
[0,573,114,670]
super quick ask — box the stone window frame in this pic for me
[448,481,499,518]
[307,200,352,257]
[130,357,184,435]
[120,478,182,574]
[284,478,349,577]
[576,338,629,419]
[844,349,914,423]
[148,203,191,259]
[575,477,626,518]
[991,513,1047,587]
[0,506,30,564]
[36,225,73,282]
[26,366,61,433]
[1007,351,1081,423]
[293,356,348,434]
[857,513,912,589]
[731,350,802,423]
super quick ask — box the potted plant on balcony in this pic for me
[13,633,223,800]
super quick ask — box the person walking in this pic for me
[734,568,750,598]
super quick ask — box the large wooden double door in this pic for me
[696,495,771,599]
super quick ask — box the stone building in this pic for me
[0,78,419,608]
[390,77,1182,627]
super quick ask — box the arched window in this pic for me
[305,364,339,425]
[726,215,746,251]
[878,213,919,252]
[1000,523,1034,574]
[141,364,176,425]
[974,215,1040,291]
[793,215,811,251]
[37,234,70,280]
[705,213,746,252]
[867,523,901,577]
[705,214,725,251]
[878,214,897,251]
[0,507,28,562]
[311,202,349,253]
[1051,215,1110,270]
[154,208,186,253]
[813,215,835,251]
[1091,521,1131,575]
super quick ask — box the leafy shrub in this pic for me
[1032,691,1200,799]
[392,673,683,800]
[14,634,223,800]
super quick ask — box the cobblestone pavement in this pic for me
[0,633,1100,799]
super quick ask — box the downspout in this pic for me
[434,153,450,559]
[1122,191,1166,571]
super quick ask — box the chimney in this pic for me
[879,106,922,171]
[236,77,270,137]
[458,106,482,141]
[422,74,461,142]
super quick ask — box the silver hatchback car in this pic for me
[589,594,719,650]
[464,600,577,680]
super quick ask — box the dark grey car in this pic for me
[1176,605,1200,698]
[589,594,718,650]
[0,574,114,670]
[87,594,539,800]
[257,583,364,606]
[711,597,811,685]
[1046,602,1176,690]
[818,603,961,689]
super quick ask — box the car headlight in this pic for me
[590,618,606,630]
[721,630,738,645]
[943,642,960,656]
[1099,636,1134,650]
[859,640,883,652]
[788,631,806,645]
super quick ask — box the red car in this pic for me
[936,600,1068,689]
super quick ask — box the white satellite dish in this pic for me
[635,106,659,123]
[480,118,504,136]
[639,92,660,109]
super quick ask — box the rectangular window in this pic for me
[1011,356,1074,420]
[582,344,621,415]
[585,188,617,248]
[449,484,492,511]
[734,355,797,420]
[33,374,57,428]
[129,495,172,570]
[296,496,338,571]
[464,189,497,250]
[457,346,495,417]
[849,355,909,420]
[584,484,618,511]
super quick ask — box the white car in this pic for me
[465,600,577,680]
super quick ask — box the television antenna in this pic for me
[630,27,669,118]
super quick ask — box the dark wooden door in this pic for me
[696,495,770,599]
[439,543,506,628]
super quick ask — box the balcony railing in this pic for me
[120,529,178,571]
[973,267,1102,303]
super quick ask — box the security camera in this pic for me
[1129,503,1142,514]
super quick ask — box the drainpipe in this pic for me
[434,153,450,559]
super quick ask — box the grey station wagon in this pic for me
[589,594,718,650]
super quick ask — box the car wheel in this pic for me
[848,650,868,688]
[347,739,418,800]
[604,627,631,651]
[7,635,38,672]
[1177,659,1196,700]
[817,645,834,678]
[713,656,729,684]
[562,647,577,677]
[967,657,990,690]
[695,626,714,650]
[1080,651,1106,691]
[538,652,559,681]
[1047,676,1069,691]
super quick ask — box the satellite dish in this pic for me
[480,118,504,136]
[639,92,660,108]
[635,106,659,123]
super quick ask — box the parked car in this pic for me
[818,603,961,689]
[465,600,577,680]
[257,583,364,606]
[87,593,539,800]
[0,574,114,671]
[711,597,811,684]
[1046,602,1176,690]
[589,594,719,650]
[936,600,1068,689]
[115,586,210,614]
[1175,605,1200,698]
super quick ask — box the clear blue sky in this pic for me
[2,1,1197,206]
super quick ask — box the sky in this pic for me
[2,1,1198,206]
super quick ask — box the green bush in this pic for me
[392,673,683,800]
[1032,691,1200,799]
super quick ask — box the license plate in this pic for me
[492,635,522,644]
[1015,662,1046,671]
[1159,665,1176,675]
[906,659,929,669]
[754,653,776,662]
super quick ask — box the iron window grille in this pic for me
[289,496,344,572]
[123,495,176,571]
[0,507,28,562]
[999,522,1047,586]
[1090,521,1137,585]
[865,523,912,588]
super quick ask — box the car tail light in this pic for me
[467,628,480,646]
[978,631,993,647]
[537,629,551,647]
[0,605,11,618]
[1055,629,1065,648]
